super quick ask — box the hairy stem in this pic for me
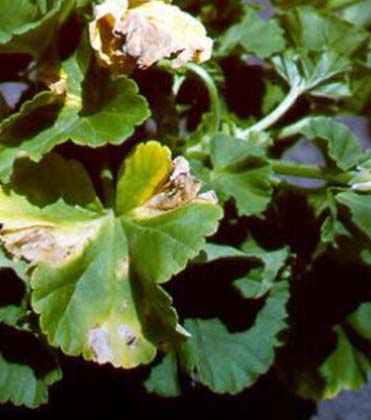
[271,159,353,185]
[238,85,304,139]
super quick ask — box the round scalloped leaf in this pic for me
[0,44,150,181]
[210,134,273,217]
[179,281,289,394]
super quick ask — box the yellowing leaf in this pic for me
[116,141,172,215]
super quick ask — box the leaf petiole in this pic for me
[271,159,354,185]
[238,84,304,139]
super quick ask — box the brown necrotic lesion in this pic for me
[145,156,217,211]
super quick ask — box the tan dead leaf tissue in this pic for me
[89,0,213,73]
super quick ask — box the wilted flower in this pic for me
[89,0,213,73]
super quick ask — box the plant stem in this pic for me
[271,159,353,185]
[238,85,303,139]
[274,117,311,140]
[183,62,221,133]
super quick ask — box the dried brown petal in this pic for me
[89,0,213,73]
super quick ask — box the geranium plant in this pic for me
[0,0,370,410]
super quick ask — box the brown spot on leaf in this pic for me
[1,223,98,266]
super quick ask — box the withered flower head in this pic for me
[89,0,213,73]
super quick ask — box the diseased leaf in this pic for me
[210,134,273,216]
[179,281,289,394]
[119,141,222,284]
[0,143,222,368]
[32,214,156,367]
[218,6,285,58]
[117,141,222,343]
[0,154,156,368]
[0,41,150,181]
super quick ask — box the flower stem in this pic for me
[271,159,353,185]
[238,85,303,139]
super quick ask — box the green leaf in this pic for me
[0,305,27,328]
[280,6,368,56]
[218,6,285,58]
[234,239,289,299]
[262,80,286,115]
[272,49,352,100]
[197,242,247,263]
[320,191,352,246]
[318,325,371,399]
[316,303,371,399]
[300,117,362,171]
[0,351,61,408]
[0,43,150,181]
[210,134,273,216]
[0,0,73,56]
[145,351,181,397]
[347,302,371,340]
[336,191,371,239]
[179,280,289,394]
[341,0,371,27]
